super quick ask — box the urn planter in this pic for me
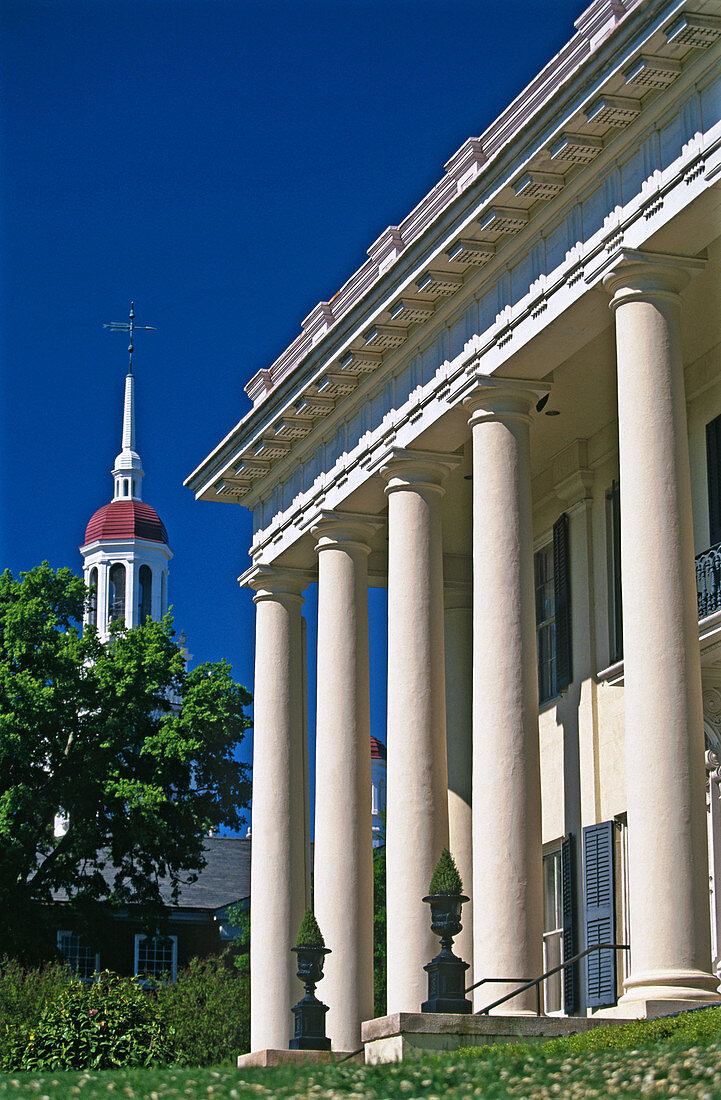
[421,892,471,1014]
[289,945,332,1051]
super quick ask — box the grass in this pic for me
[1,1008,721,1098]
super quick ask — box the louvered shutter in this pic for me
[707,416,721,546]
[553,513,572,690]
[561,835,577,1015]
[583,821,616,1007]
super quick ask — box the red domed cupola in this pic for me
[83,500,168,547]
[370,736,387,761]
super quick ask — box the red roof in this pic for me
[370,736,386,761]
[83,501,168,546]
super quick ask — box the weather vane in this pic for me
[103,302,155,373]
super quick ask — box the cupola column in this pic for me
[381,448,460,1014]
[603,249,718,1013]
[241,564,310,1052]
[464,380,546,1014]
[312,512,381,1050]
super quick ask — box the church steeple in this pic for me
[104,303,155,503]
[81,303,171,640]
[112,369,144,501]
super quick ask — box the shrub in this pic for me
[0,957,70,1071]
[156,951,250,1065]
[14,971,173,1071]
[0,956,68,1029]
[295,909,325,949]
[428,848,463,895]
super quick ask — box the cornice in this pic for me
[185,0,721,506]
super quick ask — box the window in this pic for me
[88,567,98,627]
[123,479,129,496]
[108,563,126,624]
[134,934,177,983]
[614,815,631,993]
[535,515,572,705]
[57,931,99,980]
[543,849,563,1013]
[137,565,152,625]
[707,414,721,547]
[535,544,556,703]
[606,480,623,663]
[542,837,576,1015]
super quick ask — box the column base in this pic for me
[595,968,720,1019]
[237,1048,360,1068]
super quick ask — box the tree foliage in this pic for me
[0,563,251,959]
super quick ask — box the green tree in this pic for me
[373,843,386,1017]
[0,563,251,959]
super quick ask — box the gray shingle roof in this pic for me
[50,836,251,913]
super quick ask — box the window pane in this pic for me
[58,932,97,980]
[136,936,175,980]
[543,931,562,1013]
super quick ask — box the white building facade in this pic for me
[187,0,721,1053]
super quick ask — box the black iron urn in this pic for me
[421,892,472,1014]
[289,944,332,1050]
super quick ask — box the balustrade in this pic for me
[697,544,721,619]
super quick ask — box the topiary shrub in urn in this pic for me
[289,909,331,1051]
[422,848,471,1014]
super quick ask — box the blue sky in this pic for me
[1,0,585,824]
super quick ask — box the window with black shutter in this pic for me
[553,514,572,690]
[542,837,576,1015]
[707,415,721,547]
[583,821,617,1007]
[535,514,572,704]
[561,835,577,1015]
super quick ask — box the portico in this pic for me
[187,0,721,1056]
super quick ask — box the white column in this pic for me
[312,512,380,1050]
[382,448,459,1014]
[242,564,309,1051]
[465,380,545,1014]
[125,559,137,628]
[444,583,473,983]
[604,250,718,1012]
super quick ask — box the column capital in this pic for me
[379,446,461,496]
[238,562,309,602]
[463,377,550,427]
[309,510,384,555]
[601,248,706,309]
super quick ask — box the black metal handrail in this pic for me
[473,942,629,1016]
[466,974,541,1016]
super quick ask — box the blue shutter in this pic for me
[553,513,572,690]
[561,835,577,1015]
[583,821,616,1007]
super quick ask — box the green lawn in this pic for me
[2,1010,721,1098]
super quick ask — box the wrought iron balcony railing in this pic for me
[697,543,721,619]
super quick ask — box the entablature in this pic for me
[186,0,721,552]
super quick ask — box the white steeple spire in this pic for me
[103,303,155,503]
[112,369,144,501]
